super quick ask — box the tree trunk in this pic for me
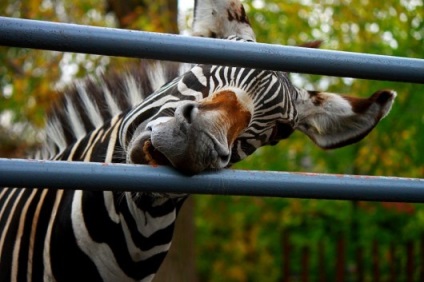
[106,0,178,33]
[281,230,291,282]
[317,240,326,282]
[335,236,345,282]
[301,246,310,282]
[405,241,414,282]
[155,197,197,282]
[372,240,380,282]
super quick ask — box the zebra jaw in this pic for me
[128,91,251,174]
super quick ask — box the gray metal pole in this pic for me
[1,159,423,202]
[0,17,423,83]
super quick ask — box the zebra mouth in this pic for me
[142,139,171,167]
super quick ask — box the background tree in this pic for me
[195,1,424,281]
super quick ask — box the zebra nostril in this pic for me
[181,103,196,124]
[219,153,230,164]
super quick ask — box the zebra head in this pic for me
[120,61,396,174]
[116,0,396,174]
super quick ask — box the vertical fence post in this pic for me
[317,240,326,282]
[388,243,398,282]
[406,241,414,282]
[301,246,310,282]
[355,245,364,282]
[335,235,345,282]
[372,240,380,282]
[281,230,291,282]
[420,235,424,281]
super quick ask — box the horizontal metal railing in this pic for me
[0,17,423,83]
[0,159,423,202]
[0,17,423,201]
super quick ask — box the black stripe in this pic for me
[17,189,43,281]
[0,189,24,281]
[50,190,103,281]
[183,70,208,93]
[31,189,60,281]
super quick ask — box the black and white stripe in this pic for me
[0,61,190,282]
[0,35,304,281]
[120,61,299,164]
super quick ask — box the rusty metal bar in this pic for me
[0,159,423,202]
[0,16,423,83]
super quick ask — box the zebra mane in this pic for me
[37,60,190,159]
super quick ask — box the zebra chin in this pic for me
[128,132,231,175]
[127,133,172,168]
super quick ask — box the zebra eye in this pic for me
[302,123,310,130]
[300,123,320,135]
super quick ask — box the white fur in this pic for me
[11,188,38,282]
[103,191,120,224]
[71,191,134,282]
[65,96,86,139]
[191,65,207,86]
[45,116,67,152]
[147,61,168,91]
[125,195,176,238]
[43,190,64,282]
[125,75,143,107]
[27,189,49,281]
[102,83,121,117]
[177,80,204,100]
[77,82,104,126]
[323,93,355,115]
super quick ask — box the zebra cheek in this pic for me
[226,110,251,146]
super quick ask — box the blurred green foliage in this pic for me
[0,0,177,156]
[195,0,424,281]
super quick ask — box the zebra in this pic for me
[0,0,396,281]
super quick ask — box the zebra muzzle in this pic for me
[142,139,171,167]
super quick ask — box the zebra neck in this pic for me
[69,190,186,281]
[48,114,127,163]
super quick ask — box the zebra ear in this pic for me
[294,89,396,149]
[191,0,256,41]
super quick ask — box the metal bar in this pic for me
[0,159,423,202]
[1,17,423,83]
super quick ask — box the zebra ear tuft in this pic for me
[192,0,256,41]
[295,90,396,149]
